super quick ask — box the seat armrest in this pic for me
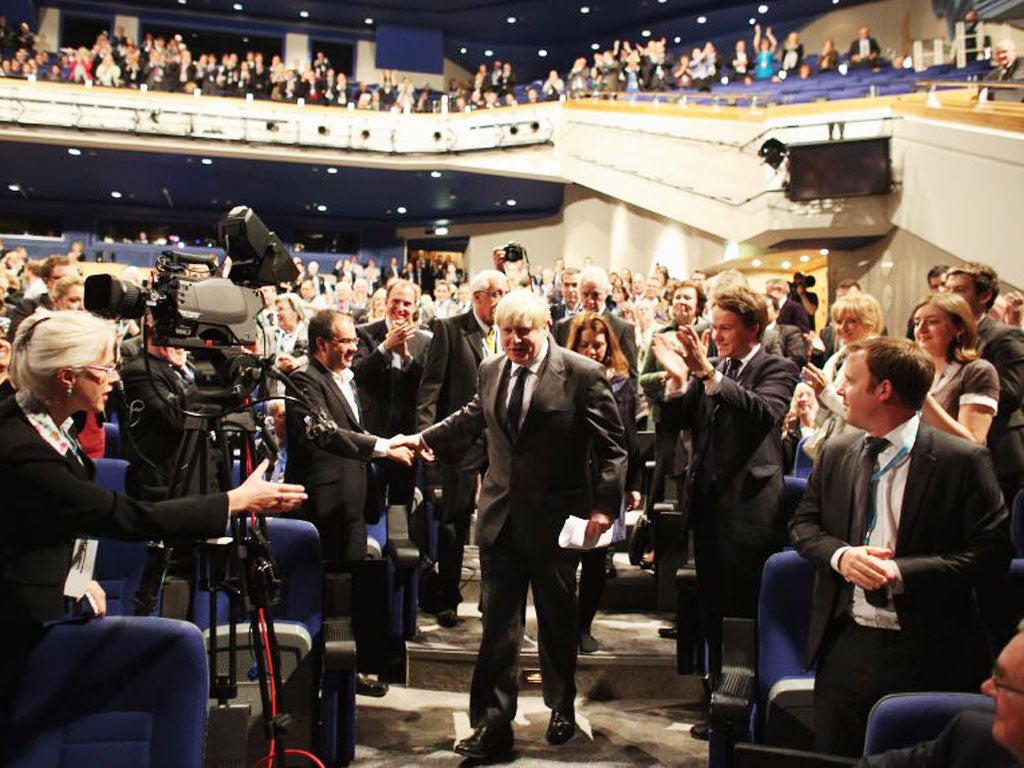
[384,504,420,568]
[323,616,357,671]
[710,617,757,739]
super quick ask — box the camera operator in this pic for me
[0,310,307,722]
[119,317,218,501]
[766,276,814,334]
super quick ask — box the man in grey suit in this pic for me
[416,269,509,627]
[554,266,638,379]
[401,290,627,759]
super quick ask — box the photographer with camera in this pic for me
[0,310,308,723]
[766,276,814,334]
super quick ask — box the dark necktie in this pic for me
[506,367,529,442]
[723,357,742,381]
[855,435,890,607]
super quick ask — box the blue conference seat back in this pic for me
[792,437,813,479]
[783,476,808,519]
[264,518,323,633]
[1012,489,1024,557]
[863,692,994,755]
[2,616,208,768]
[93,538,153,616]
[757,551,817,708]
[94,457,130,494]
[102,422,120,459]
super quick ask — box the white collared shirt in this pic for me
[703,343,762,394]
[504,340,548,432]
[330,366,360,425]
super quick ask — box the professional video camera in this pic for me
[503,241,527,263]
[789,271,816,297]
[85,206,298,406]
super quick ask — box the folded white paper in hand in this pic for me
[558,516,616,550]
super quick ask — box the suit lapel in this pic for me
[518,342,562,439]
[895,424,937,553]
[462,312,485,364]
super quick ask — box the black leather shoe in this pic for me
[689,721,709,740]
[436,609,459,628]
[578,631,599,654]
[658,626,678,640]
[454,724,513,760]
[545,710,576,745]
[356,674,389,697]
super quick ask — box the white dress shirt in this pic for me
[504,340,548,432]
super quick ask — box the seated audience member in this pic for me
[849,26,884,69]
[790,336,1012,757]
[731,39,749,76]
[273,292,308,376]
[945,262,1024,507]
[569,313,643,654]
[541,69,564,100]
[802,292,885,458]
[986,39,1023,83]
[913,293,999,445]
[781,381,818,472]
[818,39,840,72]
[0,310,306,722]
[855,621,1023,768]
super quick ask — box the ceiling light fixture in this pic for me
[484,49,494,57]
[327,167,338,174]
[507,16,517,23]
[430,171,442,178]
[538,49,548,57]
[110,191,123,199]
[460,47,467,54]
[299,10,309,18]
[580,6,591,13]
[201,158,213,165]
[364,17,373,25]
[316,204,327,212]
[674,36,681,43]
[7,183,20,192]
[749,17,757,24]
[641,30,651,38]
[697,15,707,23]
[434,226,450,236]
[780,260,792,270]
[506,199,517,207]
[396,206,408,214]
[758,3,769,12]
[232,3,242,10]
[67,147,81,156]
[819,248,830,256]
[591,43,600,50]
[799,255,810,263]
[752,259,763,267]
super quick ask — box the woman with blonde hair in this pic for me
[913,292,999,444]
[50,273,85,312]
[801,292,884,457]
[366,287,388,323]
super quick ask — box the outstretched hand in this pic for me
[388,433,435,464]
[227,459,307,515]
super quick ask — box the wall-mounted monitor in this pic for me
[786,137,891,202]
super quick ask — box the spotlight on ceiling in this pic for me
[758,138,788,170]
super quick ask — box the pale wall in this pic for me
[797,0,947,58]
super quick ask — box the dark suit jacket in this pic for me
[978,314,1024,480]
[639,318,710,426]
[285,359,379,560]
[778,297,813,334]
[790,424,1012,685]
[763,322,808,367]
[352,318,431,437]
[422,342,627,553]
[855,710,1015,768]
[416,310,488,469]
[0,396,229,626]
[848,36,882,59]
[554,310,639,379]
[661,348,800,546]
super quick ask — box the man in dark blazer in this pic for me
[416,269,509,627]
[548,267,581,323]
[855,623,1023,768]
[554,266,638,379]
[653,285,799,687]
[763,292,809,367]
[352,279,432,508]
[945,262,1024,507]
[405,290,627,759]
[848,26,883,68]
[790,336,1012,757]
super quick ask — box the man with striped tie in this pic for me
[416,269,509,628]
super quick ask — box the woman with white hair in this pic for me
[0,310,307,712]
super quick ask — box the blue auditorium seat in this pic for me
[1012,489,1024,557]
[93,538,153,616]
[2,617,208,768]
[863,692,993,755]
[792,437,813,479]
[94,457,130,494]
[102,421,120,458]
[783,476,808,519]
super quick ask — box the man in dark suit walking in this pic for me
[790,336,1012,756]
[402,290,627,759]
[416,269,509,627]
[652,285,799,690]
[352,279,432,508]
[945,262,1024,507]
[554,266,638,379]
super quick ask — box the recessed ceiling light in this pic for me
[591,43,600,50]
[538,49,548,57]
[364,17,373,24]
[110,191,122,199]
[67,147,81,156]
[799,255,810,263]
[177,0,186,4]
[580,6,591,13]
[7,183,20,192]
[674,36,681,43]
[659,0,668,4]
[430,171,442,178]
[780,260,792,270]
[758,3,769,12]
[460,47,467,54]
[752,259,763,267]
[819,247,830,256]
[435,226,450,236]
[232,3,242,10]
[832,0,838,4]
[641,29,651,38]
[507,16,517,23]
[484,49,493,57]
[316,204,327,212]
[201,158,213,165]
[299,9,309,18]
[697,15,707,23]
[749,17,756,24]
[396,206,408,214]
[506,199,517,207]
[327,167,338,174]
